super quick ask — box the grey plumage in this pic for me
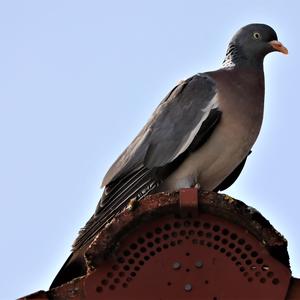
[50,23,287,289]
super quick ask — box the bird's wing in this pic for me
[72,73,221,252]
[102,73,218,186]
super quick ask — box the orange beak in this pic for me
[269,40,288,55]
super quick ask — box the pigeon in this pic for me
[50,23,287,288]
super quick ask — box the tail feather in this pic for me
[72,166,159,252]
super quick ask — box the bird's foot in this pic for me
[127,197,139,211]
[193,183,201,189]
[223,194,235,204]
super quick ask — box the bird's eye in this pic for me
[253,32,262,40]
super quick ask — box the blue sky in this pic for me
[1,1,299,299]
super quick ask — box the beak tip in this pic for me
[269,40,288,55]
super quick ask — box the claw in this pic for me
[127,198,139,211]
[224,195,235,204]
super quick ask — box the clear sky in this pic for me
[1,1,299,299]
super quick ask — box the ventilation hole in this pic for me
[241,253,247,259]
[267,271,274,278]
[119,272,125,277]
[123,250,130,256]
[139,260,144,266]
[186,268,190,272]
[112,265,119,271]
[207,242,212,247]
[245,259,252,265]
[255,271,261,277]
[229,243,235,249]
[157,247,162,252]
[203,222,211,229]
[235,261,241,267]
[128,259,135,265]
[171,232,178,238]
[240,266,245,272]
[222,228,229,235]
[101,279,108,285]
[154,238,161,244]
[206,232,212,238]
[192,239,198,244]
[109,285,115,290]
[250,265,257,271]
[238,238,245,245]
[163,234,169,241]
[256,258,263,264]
[260,278,266,284]
[134,266,140,272]
[114,278,120,284]
[164,224,171,231]
[130,243,137,250]
[205,280,209,284]
[245,244,252,251]
[193,221,200,228]
[226,251,231,257]
[231,256,237,261]
[122,283,128,288]
[221,238,228,245]
[147,242,154,248]
[184,220,191,227]
[213,225,220,232]
[167,282,172,286]
[220,248,226,253]
[138,237,145,244]
[174,221,181,228]
[235,248,241,254]
[146,232,153,239]
[214,235,220,241]
[170,241,176,247]
[186,252,190,256]
[213,297,218,300]
[133,252,140,258]
[107,272,113,278]
[177,240,183,245]
[197,230,204,237]
[130,272,136,277]
[272,278,280,285]
[96,286,103,293]
[144,256,150,261]
[150,251,155,256]
[140,247,147,253]
[180,230,186,236]
[248,277,253,282]
[214,244,220,250]
[118,257,125,263]
[123,265,130,271]
[163,243,169,249]
[251,251,258,257]
[230,233,237,240]
[126,277,132,282]
[188,230,195,236]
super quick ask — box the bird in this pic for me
[50,23,288,288]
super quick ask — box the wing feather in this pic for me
[74,74,220,251]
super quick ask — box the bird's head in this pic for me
[223,23,288,68]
